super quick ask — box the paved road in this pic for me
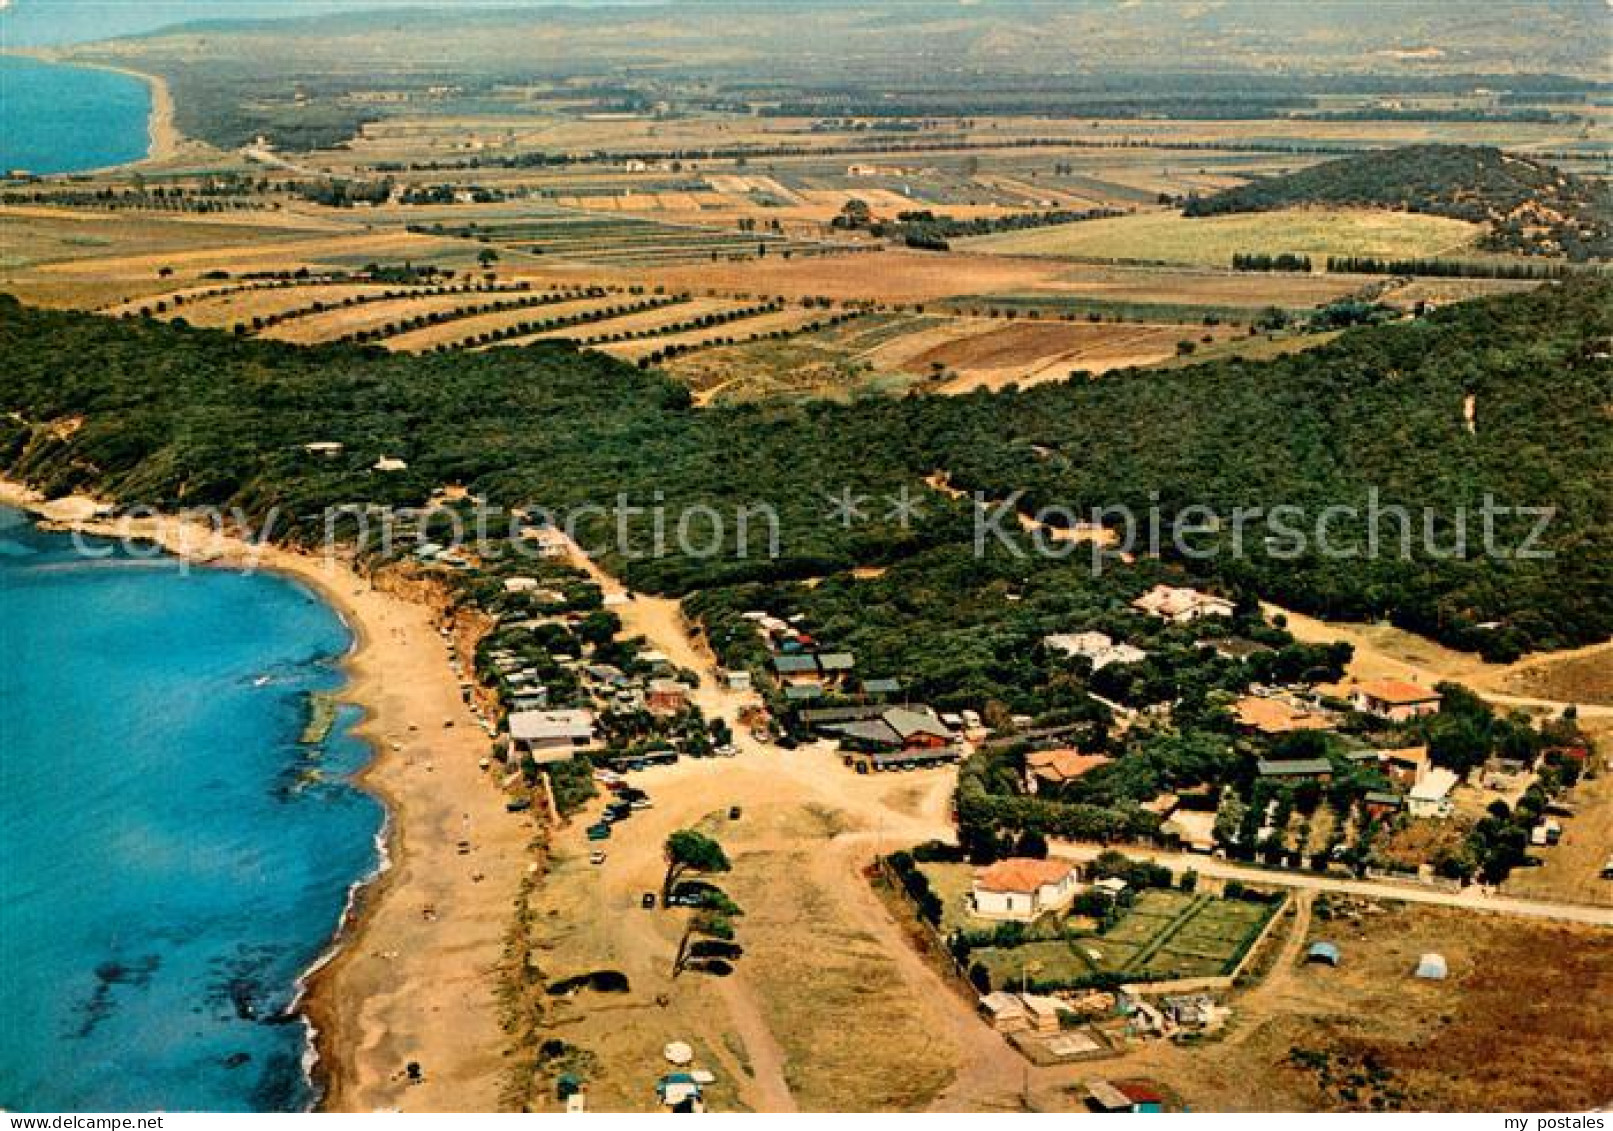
[1051,841,1613,926]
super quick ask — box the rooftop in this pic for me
[1026,748,1113,783]
[509,708,596,742]
[975,856,1077,895]
[1355,678,1442,705]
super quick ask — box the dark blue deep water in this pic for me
[0,507,383,1111]
[0,56,153,175]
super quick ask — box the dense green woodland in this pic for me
[1,279,1609,655]
[1186,145,1613,261]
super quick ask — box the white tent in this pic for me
[1415,953,1448,980]
[663,1041,694,1065]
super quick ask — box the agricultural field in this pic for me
[960,207,1483,268]
[920,874,1281,992]
[417,211,864,268]
[597,306,833,363]
[381,293,635,352]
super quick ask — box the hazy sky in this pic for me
[0,0,664,46]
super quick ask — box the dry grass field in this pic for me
[961,208,1483,267]
[1114,900,1613,1111]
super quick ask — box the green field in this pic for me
[960,207,1482,268]
[968,888,1280,990]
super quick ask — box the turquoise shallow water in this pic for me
[0,507,383,1112]
[0,56,153,175]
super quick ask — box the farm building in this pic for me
[508,708,598,762]
[1415,953,1449,980]
[1131,584,1234,623]
[972,856,1083,921]
[1307,941,1342,967]
[1024,749,1113,793]
[1351,679,1442,721]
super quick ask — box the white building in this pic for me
[1131,585,1234,623]
[1044,631,1149,670]
[1407,767,1459,819]
[508,708,598,763]
[971,857,1083,921]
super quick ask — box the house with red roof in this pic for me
[971,856,1083,920]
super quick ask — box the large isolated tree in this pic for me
[661,829,730,902]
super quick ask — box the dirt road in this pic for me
[1050,842,1613,925]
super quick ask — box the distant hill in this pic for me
[1184,145,1612,261]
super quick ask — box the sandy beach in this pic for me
[16,51,184,167]
[0,479,532,1112]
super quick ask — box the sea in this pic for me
[0,506,384,1112]
[0,56,153,175]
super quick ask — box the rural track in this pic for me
[1051,843,1613,926]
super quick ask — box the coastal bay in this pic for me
[0,482,533,1112]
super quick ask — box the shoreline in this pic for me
[3,50,183,170]
[0,479,532,1112]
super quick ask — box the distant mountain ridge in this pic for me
[1184,145,1613,261]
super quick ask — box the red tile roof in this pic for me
[1355,679,1442,705]
[1026,749,1113,782]
[975,857,1077,894]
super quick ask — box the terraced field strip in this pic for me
[259,291,526,344]
[599,306,833,362]
[521,298,751,345]
[98,279,311,318]
[384,295,646,352]
[153,282,429,329]
[478,296,696,351]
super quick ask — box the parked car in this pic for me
[505,798,532,813]
[728,806,742,820]
[585,823,612,841]
[641,892,657,909]
[715,744,738,758]
[589,850,607,866]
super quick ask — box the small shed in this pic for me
[1415,953,1448,980]
[979,991,1030,1033]
[1116,1082,1167,1113]
[1086,1080,1135,1113]
[1306,941,1341,967]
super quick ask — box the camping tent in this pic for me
[1306,941,1341,967]
[1415,953,1448,980]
